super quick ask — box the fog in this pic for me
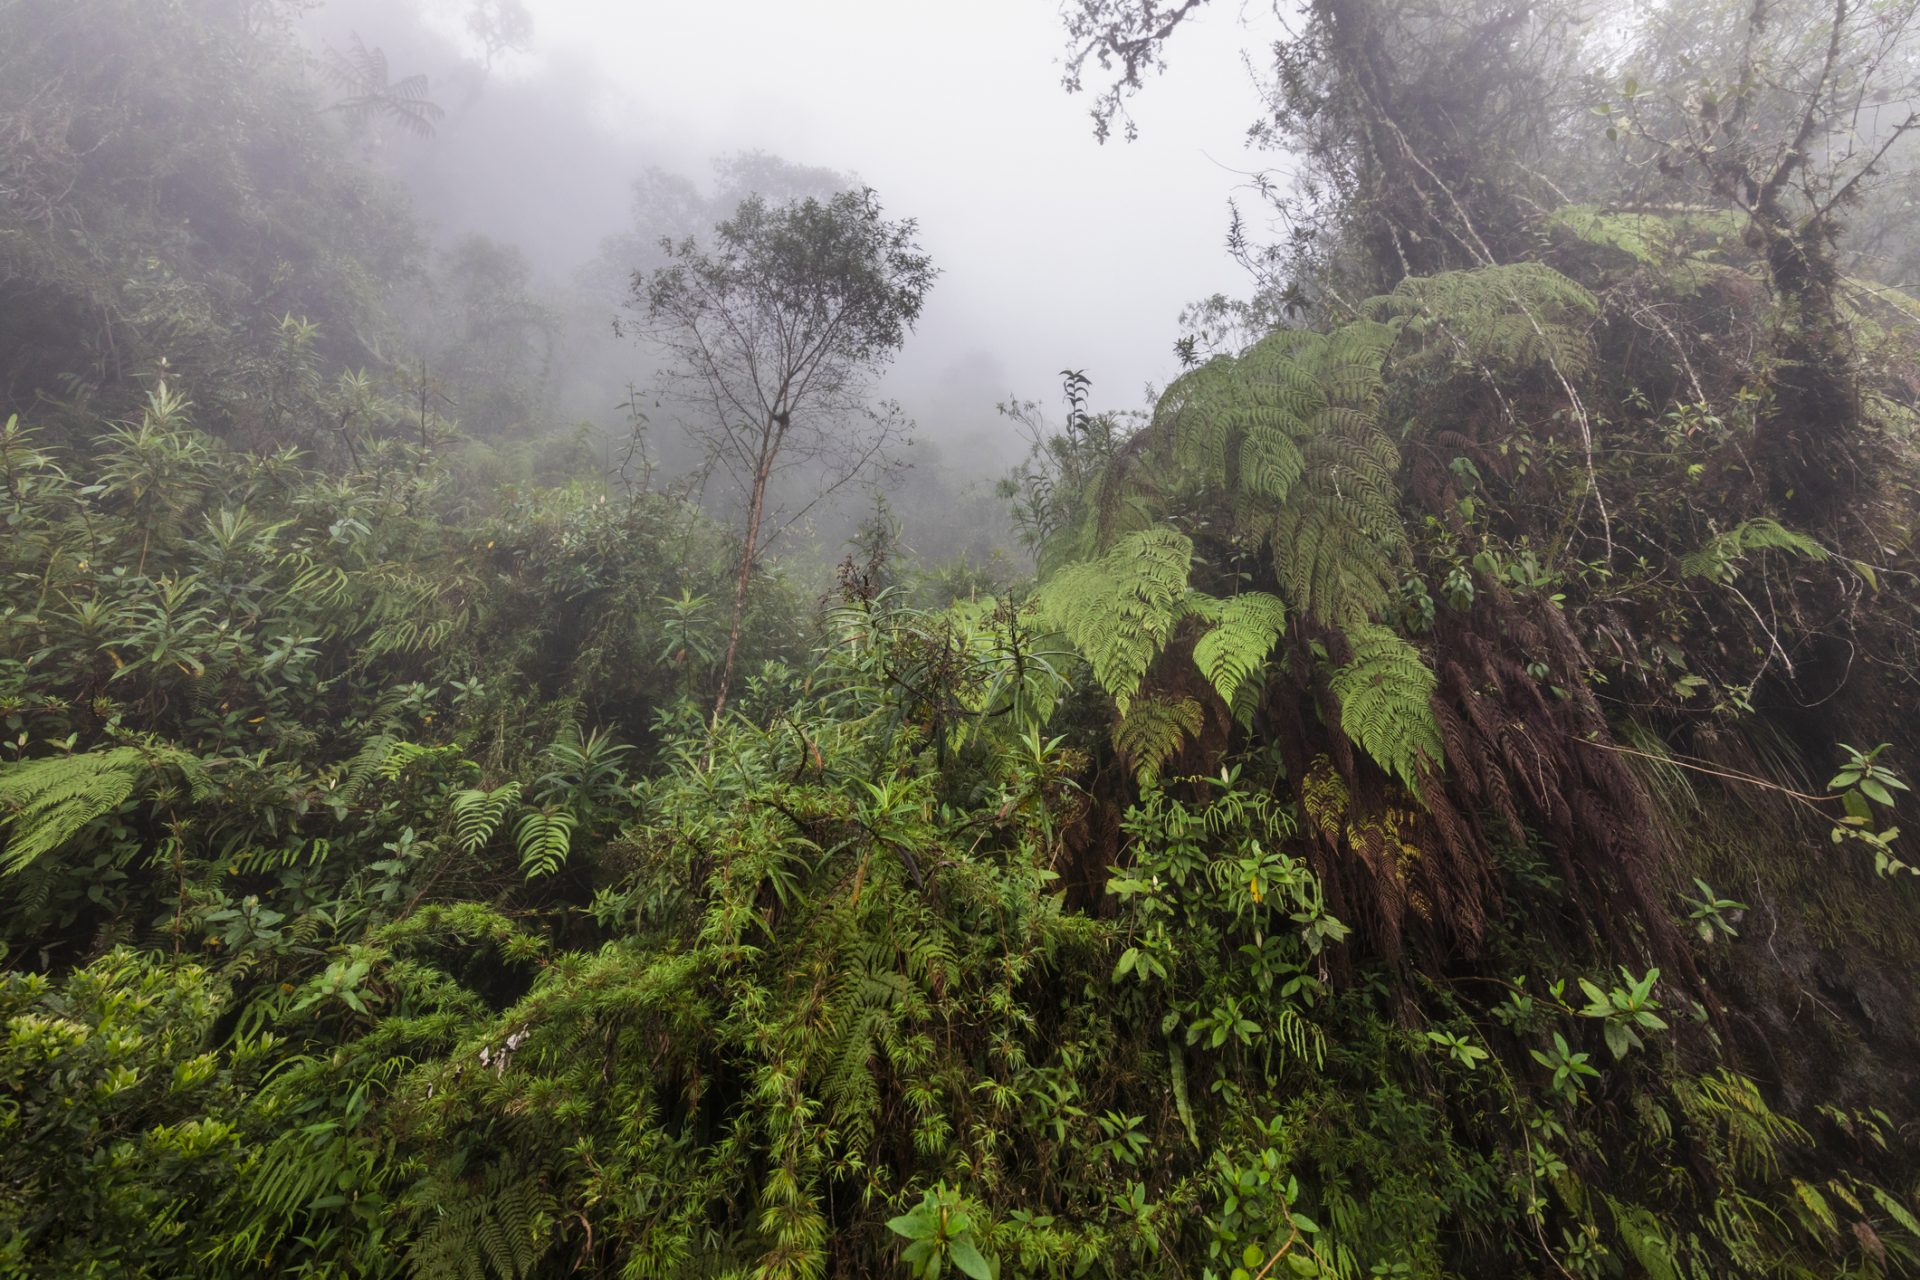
[295,0,1275,558]
[433,0,1260,389]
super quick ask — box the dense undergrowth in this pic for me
[8,0,1920,1275]
[5,199,1920,1279]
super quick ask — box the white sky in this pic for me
[471,0,1280,415]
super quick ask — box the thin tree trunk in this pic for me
[711,440,777,724]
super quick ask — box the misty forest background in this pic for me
[8,0,1920,1277]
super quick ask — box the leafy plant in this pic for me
[1575,967,1668,1060]
[887,1183,997,1280]
[1531,1032,1601,1101]
[1681,879,1746,942]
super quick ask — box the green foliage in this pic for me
[1037,525,1193,712]
[512,809,575,879]
[450,782,523,854]
[8,4,1920,1272]
[1680,518,1829,583]
[0,0,419,436]
[0,950,272,1275]
[2,377,1916,1279]
[1367,262,1599,379]
[1680,879,1746,942]
[1114,693,1205,785]
[0,748,156,874]
[323,33,447,141]
[1543,205,1674,265]
[1150,322,1406,628]
[1191,591,1287,707]
[407,1164,557,1280]
[888,1183,997,1280]
[1573,966,1668,1060]
[1827,743,1915,876]
[1330,626,1443,793]
[1530,1031,1601,1101]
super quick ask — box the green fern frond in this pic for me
[450,782,522,854]
[1073,317,1408,641]
[1269,501,1402,628]
[1191,591,1286,706]
[1331,624,1443,793]
[1037,525,1193,713]
[1544,205,1674,265]
[335,733,396,805]
[410,1165,556,1280]
[1369,262,1598,379]
[379,741,471,781]
[1114,694,1205,786]
[1869,1183,1920,1240]
[1680,518,1828,583]
[0,747,179,874]
[514,809,575,879]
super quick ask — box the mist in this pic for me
[288,0,1269,563]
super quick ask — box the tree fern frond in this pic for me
[1269,501,1401,628]
[1544,205,1675,265]
[1037,525,1193,713]
[1114,694,1205,786]
[0,747,177,874]
[1301,756,1350,841]
[1332,624,1443,793]
[1191,591,1286,707]
[1369,262,1599,379]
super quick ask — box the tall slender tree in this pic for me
[632,188,937,718]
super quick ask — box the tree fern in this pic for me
[1544,205,1673,265]
[0,747,190,874]
[1157,344,1312,504]
[1268,496,1404,627]
[1114,694,1205,786]
[1037,525,1192,713]
[1331,624,1443,792]
[1368,262,1599,379]
[1161,322,1397,501]
[324,33,447,139]
[1173,323,1408,626]
[1190,591,1286,706]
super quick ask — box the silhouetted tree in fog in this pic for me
[631,189,938,718]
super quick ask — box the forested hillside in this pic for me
[5,0,1920,1277]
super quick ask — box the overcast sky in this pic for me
[381,0,1283,423]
